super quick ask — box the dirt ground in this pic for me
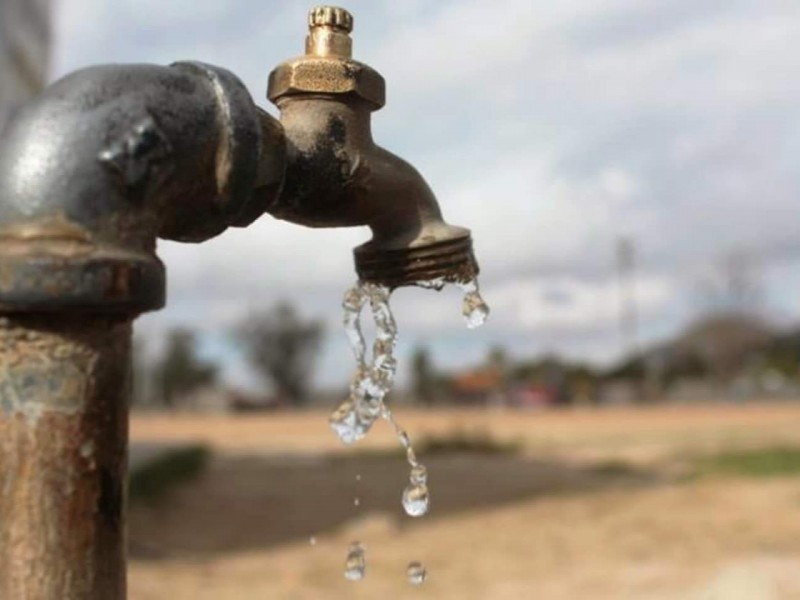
[129,403,800,599]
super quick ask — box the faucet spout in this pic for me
[266,6,479,288]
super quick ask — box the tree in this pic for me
[487,346,509,376]
[686,249,770,385]
[697,249,762,315]
[411,346,436,405]
[235,303,324,407]
[155,328,218,408]
[676,313,772,384]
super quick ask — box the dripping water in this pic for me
[344,541,366,581]
[407,561,427,586]
[331,277,489,581]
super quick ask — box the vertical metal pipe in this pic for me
[0,315,131,599]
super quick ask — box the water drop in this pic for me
[416,277,446,291]
[457,279,490,329]
[410,464,427,486]
[402,483,430,517]
[309,536,317,546]
[398,430,411,449]
[332,282,398,445]
[407,561,427,586]
[356,474,362,482]
[354,497,360,507]
[335,279,489,558]
[344,541,366,582]
[328,399,361,445]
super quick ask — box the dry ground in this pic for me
[129,403,800,599]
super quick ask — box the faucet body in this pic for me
[266,6,478,287]
[0,6,480,598]
[268,96,476,286]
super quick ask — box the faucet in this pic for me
[0,6,480,598]
[265,6,479,288]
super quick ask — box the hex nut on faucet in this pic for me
[268,6,385,109]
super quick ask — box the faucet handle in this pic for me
[270,5,385,108]
[308,6,354,33]
[306,6,354,58]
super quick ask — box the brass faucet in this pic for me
[265,6,479,288]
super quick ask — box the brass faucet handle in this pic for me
[306,6,354,58]
[308,6,354,33]
[270,5,384,107]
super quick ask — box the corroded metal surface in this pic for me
[354,236,479,289]
[0,50,285,600]
[0,316,131,599]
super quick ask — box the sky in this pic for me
[51,0,800,391]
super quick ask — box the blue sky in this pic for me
[51,0,800,391]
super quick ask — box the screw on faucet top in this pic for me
[308,6,354,33]
[269,5,386,108]
[305,6,354,58]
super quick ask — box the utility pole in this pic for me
[616,237,639,360]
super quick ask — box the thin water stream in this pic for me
[331,278,489,583]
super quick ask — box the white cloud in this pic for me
[487,275,673,332]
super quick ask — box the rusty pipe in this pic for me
[266,6,479,288]
[0,316,131,599]
[0,61,284,598]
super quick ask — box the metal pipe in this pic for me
[0,316,131,598]
[0,60,283,599]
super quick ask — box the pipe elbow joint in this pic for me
[0,61,285,314]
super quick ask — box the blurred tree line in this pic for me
[133,303,323,410]
[132,246,800,410]
[406,249,800,405]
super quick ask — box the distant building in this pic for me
[0,0,51,132]
[450,367,505,405]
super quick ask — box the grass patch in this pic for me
[694,446,800,479]
[587,460,642,477]
[130,445,210,503]
[416,429,522,456]
[349,429,522,460]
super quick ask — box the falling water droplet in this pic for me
[457,279,490,329]
[344,541,366,581]
[332,283,397,445]
[329,399,360,445]
[309,536,317,546]
[407,561,427,585]
[402,482,430,517]
[410,464,427,486]
[416,277,446,291]
[333,277,489,575]
[354,497,361,507]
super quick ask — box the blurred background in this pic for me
[2,0,800,598]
